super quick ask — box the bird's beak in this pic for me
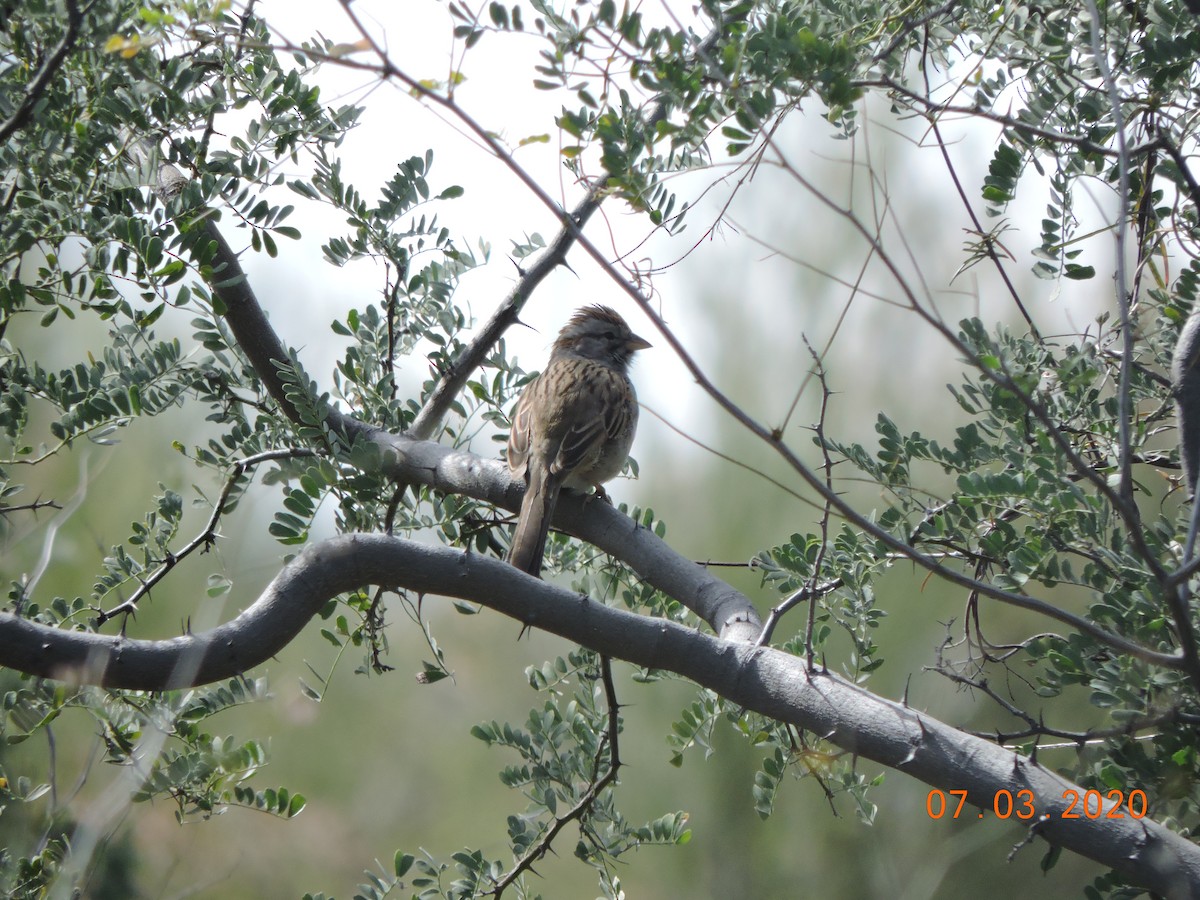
[627,333,651,351]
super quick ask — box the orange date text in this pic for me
[925,788,1147,821]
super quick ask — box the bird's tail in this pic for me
[507,465,561,577]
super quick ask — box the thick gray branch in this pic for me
[154,162,761,638]
[200,218,302,419]
[339,428,760,640]
[1,534,1195,897]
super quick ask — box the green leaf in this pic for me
[395,852,415,877]
[287,792,307,817]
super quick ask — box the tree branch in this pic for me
[1,534,1195,897]
[0,0,83,145]
[167,149,1181,667]
[198,217,307,419]
[336,432,762,640]
[860,76,1158,161]
[95,448,318,624]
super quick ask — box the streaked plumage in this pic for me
[506,305,650,576]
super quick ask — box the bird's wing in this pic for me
[550,366,630,478]
[506,382,537,476]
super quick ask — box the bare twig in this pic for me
[926,113,1039,338]
[860,76,1159,162]
[0,499,63,516]
[755,342,837,659]
[405,186,606,441]
[804,344,836,667]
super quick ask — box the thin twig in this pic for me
[926,112,1039,338]
[95,448,317,624]
[487,655,622,898]
[861,76,1160,162]
[0,499,63,516]
[780,341,833,667]
[0,0,83,144]
[335,7,728,443]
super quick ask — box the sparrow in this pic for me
[506,305,650,576]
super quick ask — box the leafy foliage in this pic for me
[5,0,1200,896]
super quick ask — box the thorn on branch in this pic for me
[0,499,64,517]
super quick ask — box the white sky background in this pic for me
[236,0,1123,495]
